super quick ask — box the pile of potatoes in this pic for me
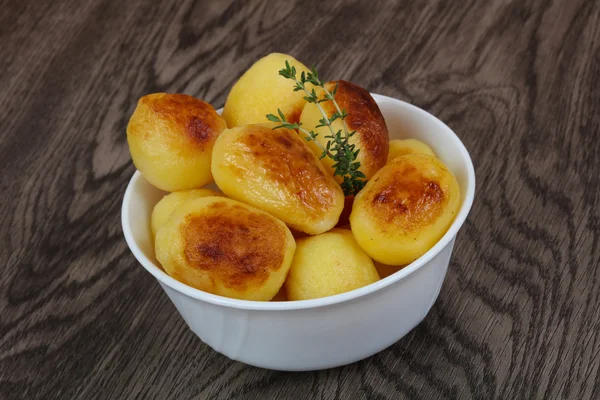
[127,53,460,302]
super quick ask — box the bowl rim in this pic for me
[121,93,476,311]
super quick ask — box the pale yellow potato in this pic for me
[211,124,344,235]
[127,93,227,191]
[299,80,389,182]
[155,197,295,301]
[388,139,436,161]
[151,189,221,237]
[285,229,380,301]
[350,154,461,265]
[222,53,312,128]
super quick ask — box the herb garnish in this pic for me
[266,61,366,196]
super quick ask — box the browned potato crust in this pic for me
[300,81,389,181]
[325,81,389,176]
[155,197,295,300]
[211,124,344,235]
[350,154,461,265]
[127,93,227,191]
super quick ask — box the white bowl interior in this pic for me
[122,94,475,310]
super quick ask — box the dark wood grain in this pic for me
[1,0,599,398]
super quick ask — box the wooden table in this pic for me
[2,1,599,398]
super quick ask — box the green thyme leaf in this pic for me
[267,61,368,195]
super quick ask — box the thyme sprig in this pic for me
[266,61,366,196]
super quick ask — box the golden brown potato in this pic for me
[151,188,221,237]
[336,195,355,227]
[350,154,461,265]
[222,53,312,128]
[127,93,227,191]
[211,124,345,235]
[299,80,389,181]
[374,261,405,279]
[155,197,295,301]
[284,229,380,300]
[271,287,287,301]
[388,139,436,161]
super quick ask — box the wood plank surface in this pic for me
[1,0,599,398]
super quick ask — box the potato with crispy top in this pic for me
[350,154,460,265]
[127,93,227,191]
[388,139,436,161]
[299,80,389,181]
[211,124,344,235]
[155,197,295,301]
[151,188,221,237]
[284,229,380,300]
[222,53,312,128]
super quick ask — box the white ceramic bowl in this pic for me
[121,94,475,371]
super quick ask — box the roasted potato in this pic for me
[299,80,389,181]
[374,261,405,279]
[127,93,227,191]
[350,154,460,265]
[211,124,344,235]
[388,138,435,161]
[271,287,287,301]
[285,229,380,300]
[151,188,221,237]
[336,195,355,227]
[155,197,295,301]
[222,53,312,128]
